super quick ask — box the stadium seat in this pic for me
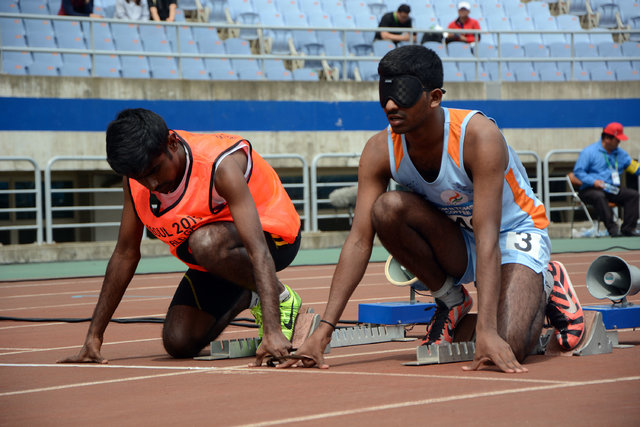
[526,1,551,22]
[33,52,63,69]
[372,40,396,56]
[616,67,640,80]
[233,58,265,79]
[24,18,54,36]
[210,0,232,23]
[589,66,616,80]
[63,53,92,69]
[299,0,325,15]
[556,14,590,43]
[332,13,367,48]
[596,3,622,29]
[1,18,27,47]
[292,67,320,80]
[284,12,318,49]
[629,16,640,42]
[368,2,387,20]
[277,0,303,14]
[259,10,292,54]
[120,55,150,79]
[140,30,172,53]
[264,59,294,80]
[355,59,378,80]
[568,0,589,16]
[503,1,529,19]
[618,1,640,26]
[514,66,540,81]
[485,15,518,45]
[93,55,122,78]
[20,0,50,15]
[0,2,20,13]
[598,41,623,62]
[149,57,179,79]
[27,62,59,76]
[539,66,566,81]
[59,63,91,77]
[511,15,542,45]
[112,24,143,52]
[533,16,566,45]
[205,58,238,79]
[236,11,261,41]
[254,0,279,15]
[588,30,613,44]
[2,51,33,73]
[181,58,210,80]
[53,20,84,41]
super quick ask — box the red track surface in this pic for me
[1,251,639,426]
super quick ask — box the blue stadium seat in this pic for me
[533,16,566,45]
[63,53,92,69]
[236,11,261,41]
[344,0,369,16]
[596,3,622,29]
[59,63,91,77]
[93,55,122,78]
[277,0,303,14]
[481,2,506,21]
[589,66,616,80]
[568,0,589,16]
[193,26,223,53]
[112,24,143,52]
[1,18,27,47]
[526,1,552,22]
[82,22,114,50]
[556,14,590,43]
[598,41,623,64]
[368,2,388,20]
[511,15,542,45]
[33,52,63,69]
[373,40,396,56]
[616,67,640,80]
[353,12,378,43]
[523,42,553,72]
[503,0,529,19]
[485,15,518,45]
[447,41,475,78]
[28,62,59,76]
[205,58,238,79]
[423,41,447,58]
[20,0,50,15]
[24,18,54,37]
[442,62,462,81]
[225,37,253,54]
[233,58,264,79]
[259,10,292,54]
[2,51,33,73]
[433,2,458,25]
[621,40,640,57]
[209,0,231,23]
[292,67,320,80]
[299,0,325,15]
[120,55,150,79]
[53,20,84,41]
[26,32,57,49]
[284,11,318,49]
[0,2,20,13]
[629,16,640,42]
[514,66,540,81]
[181,58,210,80]
[539,67,566,81]
[140,27,172,53]
[264,59,294,80]
[299,42,325,69]
[588,30,613,44]
[476,41,498,76]
[332,12,366,48]
[149,57,179,79]
[254,0,279,15]
[355,60,378,80]
[618,1,640,25]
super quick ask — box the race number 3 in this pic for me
[506,231,541,255]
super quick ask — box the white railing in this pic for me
[0,156,43,244]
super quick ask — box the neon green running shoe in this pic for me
[249,284,302,341]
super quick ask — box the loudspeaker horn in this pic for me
[586,255,640,302]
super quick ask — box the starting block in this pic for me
[358,302,436,325]
[582,304,640,330]
[545,310,615,357]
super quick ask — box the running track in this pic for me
[1,250,639,426]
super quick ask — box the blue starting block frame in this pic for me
[358,301,436,325]
[583,304,640,330]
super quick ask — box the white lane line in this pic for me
[237,376,640,427]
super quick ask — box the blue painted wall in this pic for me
[0,97,637,131]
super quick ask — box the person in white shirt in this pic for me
[115,0,150,21]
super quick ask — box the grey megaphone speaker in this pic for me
[586,255,640,302]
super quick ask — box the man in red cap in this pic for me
[573,122,640,237]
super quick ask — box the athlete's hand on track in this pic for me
[463,330,527,374]
[276,330,330,369]
[57,337,107,364]
[250,331,293,367]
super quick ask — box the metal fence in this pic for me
[0,150,634,244]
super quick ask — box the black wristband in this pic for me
[320,319,336,330]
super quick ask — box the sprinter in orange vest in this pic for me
[59,109,302,365]
[282,45,584,373]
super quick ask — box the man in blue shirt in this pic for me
[573,122,640,237]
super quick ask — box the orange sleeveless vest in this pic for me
[129,130,300,271]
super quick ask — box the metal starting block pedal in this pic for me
[405,341,476,366]
[329,324,406,348]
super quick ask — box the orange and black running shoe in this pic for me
[546,261,585,350]
[421,285,473,346]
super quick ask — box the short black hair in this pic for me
[397,4,411,13]
[378,45,443,90]
[106,108,170,177]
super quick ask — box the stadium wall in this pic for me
[1,77,639,172]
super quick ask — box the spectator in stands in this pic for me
[446,2,480,44]
[149,0,177,22]
[374,4,415,45]
[58,108,303,365]
[115,0,150,21]
[58,0,102,17]
[573,122,640,237]
[281,45,584,373]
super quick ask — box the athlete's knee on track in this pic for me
[162,323,206,359]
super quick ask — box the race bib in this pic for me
[505,231,542,256]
